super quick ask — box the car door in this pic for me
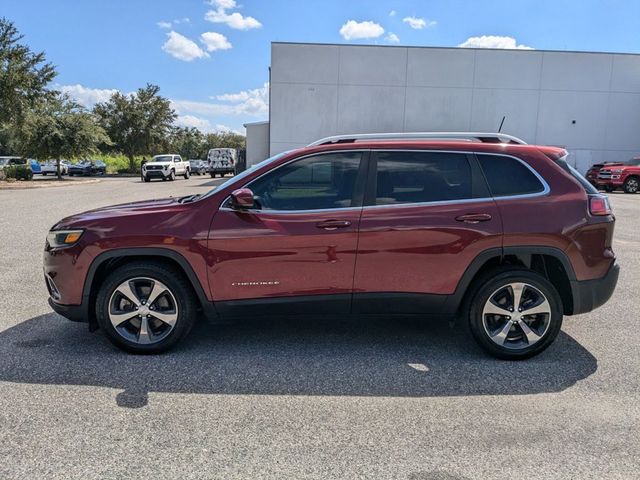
[208,150,367,316]
[352,149,503,314]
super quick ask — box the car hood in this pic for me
[144,162,171,166]
[54,197,180,229]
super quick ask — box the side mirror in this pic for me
[230,188,255,210]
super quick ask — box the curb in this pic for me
[0,179,102,190]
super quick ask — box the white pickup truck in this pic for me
[142,154,190,182]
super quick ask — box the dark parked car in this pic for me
[189,159,207,175]
[44,132,618,359]
[69,160,106,176]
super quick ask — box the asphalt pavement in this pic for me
[0,176,638,479]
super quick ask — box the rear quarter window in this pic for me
[477,154,545,197]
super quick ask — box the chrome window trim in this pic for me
[220,150,368,214]
[221,148,550,214]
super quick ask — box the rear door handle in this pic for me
[455,213,492,224]
[316,219,352,230]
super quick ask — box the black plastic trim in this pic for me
[570,261,619,315]
[352,292,447,314]
[216,293,352,317]
[76,248,217,328]
[48,297,86,323]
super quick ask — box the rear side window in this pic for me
[374,151,473,205]
[555,157,598,194]
[477,154,545,197]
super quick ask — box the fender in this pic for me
[442,246,577,315]
[82,247,218,329]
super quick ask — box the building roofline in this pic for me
[243,121,269,127]
[270,41,640,57]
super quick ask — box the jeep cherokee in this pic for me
[44,132,619,359]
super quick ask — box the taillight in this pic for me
[589,195,612,216]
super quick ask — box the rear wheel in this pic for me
[210,172,216,178]
[624,176,639,194]
[96,262,197,354]
[467,269,563,360]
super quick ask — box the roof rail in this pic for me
[308,132,528,146]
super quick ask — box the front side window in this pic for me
[477,154,545,197]
[373,151,473,205]
[247,152,362,211]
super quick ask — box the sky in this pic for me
[3,0,640,133]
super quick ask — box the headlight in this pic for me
[47,229,84,248]
[611,169,623,174]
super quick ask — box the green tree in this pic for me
[203,131,245,154]
[93,84,176,172]
[20,94,110,179]
[167,126,205,159]
[0,17,57,154]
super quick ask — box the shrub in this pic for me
[3,165,33,180]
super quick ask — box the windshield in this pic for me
[199,151,291,200]
[152,156,173,162]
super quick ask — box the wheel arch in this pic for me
[447,246,577,317]
[82,248,216,330]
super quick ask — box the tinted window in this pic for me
[374,151,472,205]
[248,152,361,211]
[477,154,545,197]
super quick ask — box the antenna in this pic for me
[498,116,506,133]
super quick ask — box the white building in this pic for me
[245,42,640,172]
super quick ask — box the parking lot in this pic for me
[0,176,639,479]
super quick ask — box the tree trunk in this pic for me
[128,155,135,173]
[56,158,61,180]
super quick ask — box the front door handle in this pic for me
[316,219,352,230]
[455,213,492,224]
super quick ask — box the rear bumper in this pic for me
[570,262,619,315]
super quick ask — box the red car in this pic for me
[585,162,625,188]
[596,157,640,194]
[44,132,619,359]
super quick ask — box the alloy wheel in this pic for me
[482,282,551,350]
[108,277,178,345]
[626,178,639,193]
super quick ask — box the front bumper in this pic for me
[48,297,88,323]
[570,261,619,315]
[144,170,167,178]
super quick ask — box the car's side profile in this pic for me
[44,133,619,359]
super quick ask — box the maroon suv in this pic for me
[44,133,619,359]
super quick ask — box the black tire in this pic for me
[144,175,151,183]
[169,170,175,181]
[623,176,639,194]
[96,262,198,354]
[604,185,614,192]
[42,172,47,176]
[183,168,190,180]
[210,172,216,178]
[69,172,73,176]
[466,268,563,360]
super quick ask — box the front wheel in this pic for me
[623,176,639,194]
[144,175,151,183]
[96,262,197,354]
[467,269,563,360]
[210,172,216,178]
[183,169,190,179]
[169,170,175,181]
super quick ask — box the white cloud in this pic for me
[58,84,118,108]
[458,35,533,49]
[172,82,269,118]
[389,10,396,16]
[176,114,214,131]
[208,0,236,8]
[200,32,232,51]
[402,16,436,29]
[339,20,384,40]
[175,17,190,24]
[385,32,400,44]
[157,21,172,29]
[214,82,269,116]
[162,31,209,61]
[204,0,261,30]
